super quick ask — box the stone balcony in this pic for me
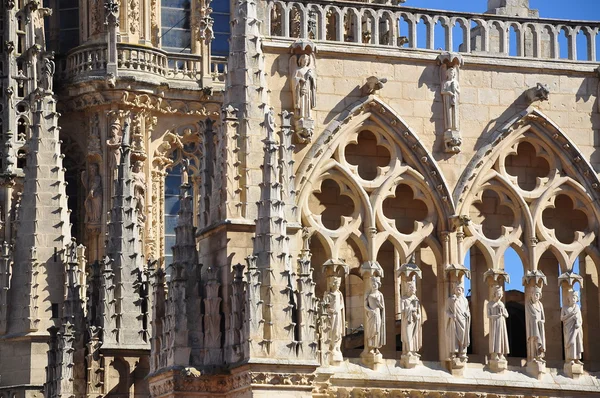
[58,43,227,89]
[266,0,600,64]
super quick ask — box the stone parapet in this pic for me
[266,0,599,62]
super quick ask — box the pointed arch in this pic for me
[454,107,600,273]
[296,95,455,231]
[454,107,600,211]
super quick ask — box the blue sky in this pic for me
[405,0,600,21]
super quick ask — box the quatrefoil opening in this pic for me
[345,130,391,181]
[309,178,355,230]
[505,141,550,191]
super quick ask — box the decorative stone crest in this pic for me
[290,39,317,144]
[437,52,463,154]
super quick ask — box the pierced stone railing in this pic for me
[266,0,600,62]
[63,43,227,86]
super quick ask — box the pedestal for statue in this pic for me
[330,349,344,366]
[295,117,315,143]
[564,362,584,379]
[488,357,508,373]
[400,353,421,369]
[361,350,383,371]
[526,359,546,380]
[443,129,462,153]
[447,357,467,377]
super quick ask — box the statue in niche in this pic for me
[365,276,386,354]
[526,285,546,362]
[106,121,122,174]
[561,289,583,364]
[487,285,509,360]
[132,160,146,225]
[290,53,316,143]
[324,275,345,364]
[82,163,103,224]
[446,282,470,359]
[400,280,422,357]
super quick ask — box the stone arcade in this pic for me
[1,0,600,397]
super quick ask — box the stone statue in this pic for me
[324,276,345,364]
[441,66,460,132]
[526,286,546,362]
[400,280,422,357]
[291,53,316,142]
[446,282,470,359]
[41,52,55,92]
[82,163,102,224]
[364,276,385,354]
[487,285,509,360]
[561,289,583,364]
[106,121,122,174]
[132,160,146,225]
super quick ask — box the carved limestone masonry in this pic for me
[203,265,222,365]
[102,116,149,349]
[558,271,584,378]
[525,82,550,103]
[226,263,245,364]
[164,250,190,368]
[484,269,510,373]
[296,227,318,360]
[290,39,317,144]
[150,267,166,373]
[7,84,71,336]
[86,325,104,395]
[221,104,242,220]
[105,0,119,77]
[437,52,463,154]
[523,270,547,379]
[398,254,423,369]
[193,0,214,44]
[597,66,600,112]
[0,242,11,335]
[279,110,296,223]
[444,264,471,376]
[244,255,264,358]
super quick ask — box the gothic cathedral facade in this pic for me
[1,0,600,397]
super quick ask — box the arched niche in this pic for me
[150,121,208,265]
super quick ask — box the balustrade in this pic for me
[267,0,600,62]
[63,44,227,85]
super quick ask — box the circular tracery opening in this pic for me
[469,190,515,240]
[345,130,391,181]
[309,178,355,230]
[382,183,428,234]
[542,194,588,244]
[505,141,550,191]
